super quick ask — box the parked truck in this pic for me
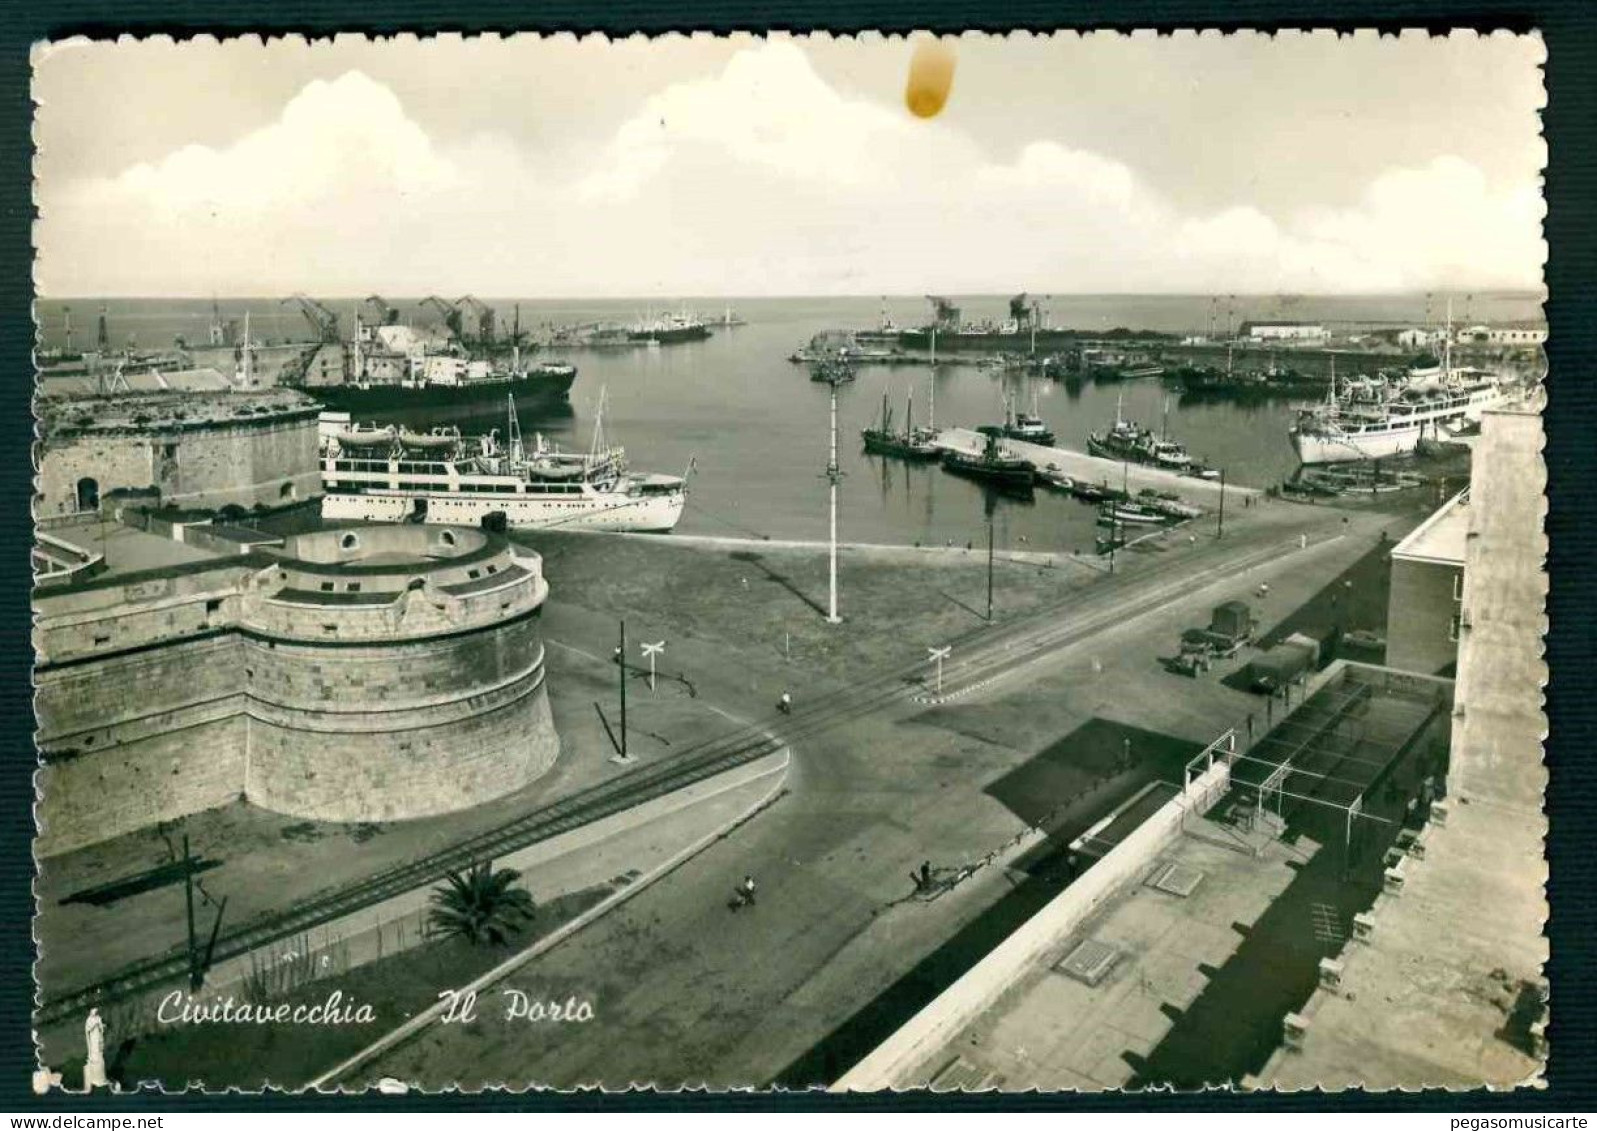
[1248,632,1319,693]
[1179,599,1258,660]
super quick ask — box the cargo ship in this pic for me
[319,394,686,532]
[627,311,712,343]
[325,319,579,411]
[881,296,1176,354]
[311,361,577,413]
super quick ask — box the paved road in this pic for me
[358,503,1405,1089]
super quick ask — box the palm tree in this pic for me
[428,862,537,946]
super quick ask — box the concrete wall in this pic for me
[1452,410,1548,811]
[37,413,321,517]
[1386,557,1461,676]
[834,758,1234,1092]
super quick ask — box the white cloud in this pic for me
[35,44,1545,298]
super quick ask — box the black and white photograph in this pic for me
[28,30,1549,1095]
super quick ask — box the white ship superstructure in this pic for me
[1289,362,1513,464]
[320,395,686,532]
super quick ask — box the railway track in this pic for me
[40,523,1331,1029]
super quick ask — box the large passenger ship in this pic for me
[319,395,687,532]
[1289,363,1513,464]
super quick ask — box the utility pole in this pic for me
[824,369,844,624]
[1217,468,1226,538]
[183,835,200,990]
[617,620,629,760]
[986,512,995,621]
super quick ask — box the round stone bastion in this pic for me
[237,524,558,823]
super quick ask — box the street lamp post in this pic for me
[824,368,845,624]
[986,513,995,621]
[927,645,951,695]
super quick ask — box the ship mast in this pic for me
[506,393,525,463]
[1443,296,1454,379]
[589,386,609,462]
[351,312,362,385]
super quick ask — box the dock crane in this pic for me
[420,295,464,340]
[280,294,340,344]
[363,295,400,326]
[455,295,497,346]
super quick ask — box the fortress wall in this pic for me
[35,434,156,518]
[239,575,547,645]
[243,665,559,822]
[35,580,243,667]
[35,634,244,749]
[37,412,321,517]
[241,614,543,716]
[158,414,321,508]
[35,716,248,858]
[32,531,562,855]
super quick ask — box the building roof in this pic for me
[1389,488,1471,567]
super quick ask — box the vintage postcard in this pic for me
[30,30,1547,1095]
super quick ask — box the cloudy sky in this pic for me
[33,31,1545,298]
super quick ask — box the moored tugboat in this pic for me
[999,389,1056,446]
[1086,393,1198,471]
[941,427,1036,489]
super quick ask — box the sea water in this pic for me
[34,293,1543,552]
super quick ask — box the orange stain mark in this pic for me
[905,39,956,119]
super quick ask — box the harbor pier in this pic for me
[935,427,1260,499]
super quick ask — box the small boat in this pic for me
[942,428,1036,488]
[1036,464,1074,491]
[398,425,463,450]
[1135,489,1204,520]
[1097,501,1172,527]
[333,424,397,449]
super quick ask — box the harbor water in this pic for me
[36,293,1543,553]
